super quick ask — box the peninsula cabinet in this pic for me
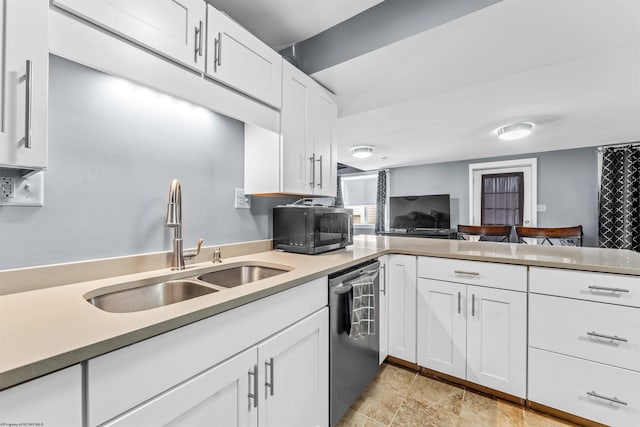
[0,365,82,427]
[387,254,417,362]
[205,5,282,109]
[416,257,527,398]
[52,0,207,73]
[0,0,48,173]
[379,255,389,364]
[87,277,328,426]
[104,309,328,427]
[529,267,640,426]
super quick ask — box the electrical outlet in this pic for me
[537,204,547,212]
[0,172,44,206]
[1,177,15,197]
[234,188,250,209]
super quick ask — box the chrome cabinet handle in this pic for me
[217,32,222,67]
[587,331,628,343]
[316,155,323,188]
[587,390,627,406]
[381,264,386,295]
[454,270,480,277]
[213,32,222,70]
[471,294,476,317]
[309,154,316,188]
[265,357,274,396]
[457,291,461,314]
[194,21,203,62]
[24,60,33,149]
[248,364,258,408]
[588,285,630,293]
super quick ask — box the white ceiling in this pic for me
[210,0,640,171]
[312,0,640,170]
[208,0,384,51]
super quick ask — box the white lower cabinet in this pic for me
[106,309,328,427]
[387,254,417,363]
[529,267,640,425]
[87,277,328,426]
[379,255,389,364]
[258,308,329,427]
[0,365,82,427]
[416,257,527,398]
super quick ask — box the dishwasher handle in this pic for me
[333,283,353,295]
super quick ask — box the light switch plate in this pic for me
[0,172,44,206]
[235,188,250,209]
[537,204,546,212]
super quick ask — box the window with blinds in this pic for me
[341,173,378,226]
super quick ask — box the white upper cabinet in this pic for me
[245,60,337,196]
[52,0,207,73]
[0,0,48,172]
[206,6,282,109]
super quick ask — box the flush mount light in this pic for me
[350,145,374,159]
[496,122,534,141]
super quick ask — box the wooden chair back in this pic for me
[515,225,583,246]
[457,225,512,242]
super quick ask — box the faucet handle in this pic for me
[184,238,204,259]
[213,247,222,263]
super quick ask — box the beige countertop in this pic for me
[1,235,640,390]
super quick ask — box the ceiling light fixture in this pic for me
[496,122,534,141]
[350,145,374,159]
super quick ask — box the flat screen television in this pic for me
[389,194,451,231]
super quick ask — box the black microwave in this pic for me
[273,206,353,254]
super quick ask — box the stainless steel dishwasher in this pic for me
[329,259,380,426]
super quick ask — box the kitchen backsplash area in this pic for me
[0,56,295,270]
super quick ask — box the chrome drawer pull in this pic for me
[587,331,628,343]
[454,270,480,276]
[248,364,258,408]
[24,60,33,149]
[587,390,628,406]
[588,285,630,293]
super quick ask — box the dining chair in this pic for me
[515,225,583,246]
[457,225,512,242]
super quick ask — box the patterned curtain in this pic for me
[599,145,640,251]
[334,176,344,208]
[375,170,387,234]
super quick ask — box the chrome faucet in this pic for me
[166,179,203,270]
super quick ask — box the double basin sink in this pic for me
[86,264,291,313]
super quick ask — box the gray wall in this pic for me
[0,56,292,270]
[389,147,599,246]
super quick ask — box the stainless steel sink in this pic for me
[198,265,288,288]
[87,280,217,313]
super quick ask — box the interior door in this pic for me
[258,308,328,427]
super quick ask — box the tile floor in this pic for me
[336,363,580,427]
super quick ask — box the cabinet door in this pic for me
[388,254,417,363]
[258,308,329,427]
[206,6,282,108]
[417,278,467,378]
[0,0,47,170]
[281,61,313,195]
[466,285,527,398]
[379,256,389,364]
[310,86,337,197]
[106,348,258,427]
[52,0,206,72]
[0,365,82,427]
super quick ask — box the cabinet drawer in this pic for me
[530,267,640,308]
[418,257,527,292]
[529,348,640,426]
[530,294,640,371]
[88,277,327,426]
